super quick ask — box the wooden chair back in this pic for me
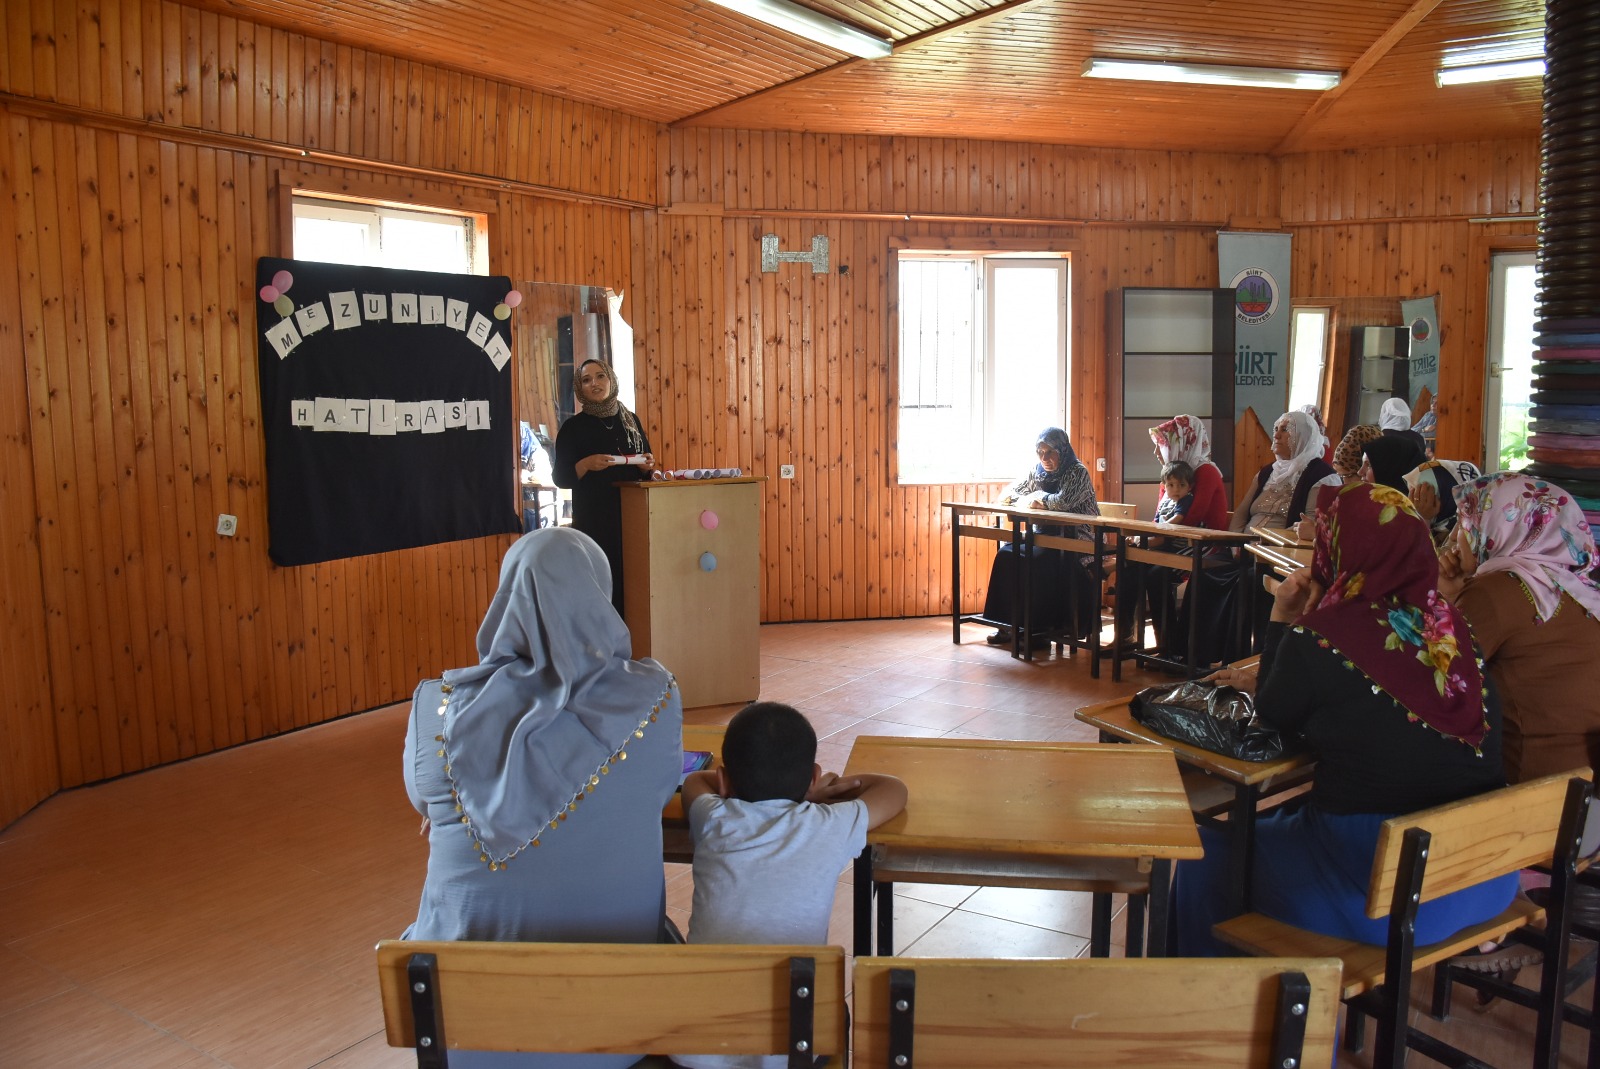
[376,941,847,1067]
[1097,501,1138,520]
[1366,769,1590,918]
[852,956,1341,1068]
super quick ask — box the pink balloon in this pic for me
[259,284,279,302]
[504,290,523,308]
[699,510,719,530]
[272,270,294,293]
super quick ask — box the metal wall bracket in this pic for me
[761,234,830,274]
[406,952,449,1069]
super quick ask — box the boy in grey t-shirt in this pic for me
[674,702,907,1069]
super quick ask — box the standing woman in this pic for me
[403,527,682,1068]
[983,428,1100,647]
[554,359,657,613]
[1440,473,1600,783]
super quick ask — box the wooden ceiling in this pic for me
[177,0,1545,153]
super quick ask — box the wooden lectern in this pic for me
[619,477,762,708]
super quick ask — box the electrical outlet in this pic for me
[780,464,795,479]
[217,514,238,537]
[1096,457,1107,472]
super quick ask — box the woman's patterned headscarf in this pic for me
[1333,425,1383,480]
[1149,414,1215,472]
[1296,483,1489,749]
[1454,473,1600,623]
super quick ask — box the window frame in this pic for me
[889,238,1076,487]
[275,172,495,276]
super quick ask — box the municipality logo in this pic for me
[1230,268,1279,324]
[1411,317,1432,342]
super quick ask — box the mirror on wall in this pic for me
[510,283,634,531]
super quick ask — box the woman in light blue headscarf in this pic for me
[403,526,683,1068]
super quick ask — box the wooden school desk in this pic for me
[843,736,1203,958]
[1075,693,1314,915]
[943,501,1101,665]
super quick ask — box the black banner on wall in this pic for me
[255,257,521,566]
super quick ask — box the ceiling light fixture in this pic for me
[706,0,893,59]
[1081,57,1340,91]
[1435,58,1546,87]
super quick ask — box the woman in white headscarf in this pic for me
[1229,409,1339,532]
[403,526,683,1069]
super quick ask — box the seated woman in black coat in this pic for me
[982,427,1100,648]
[1177,483,1516,955]
[1229,409,1339,532]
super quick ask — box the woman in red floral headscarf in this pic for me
[1175,483,1516,955]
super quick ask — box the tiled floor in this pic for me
[0,616,1581,1066]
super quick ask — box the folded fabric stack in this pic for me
[1525,1,1600,528]
[1526,333,1600,524]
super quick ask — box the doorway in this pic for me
[1484,251,1538,472]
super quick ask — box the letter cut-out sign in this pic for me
[256,257,520,566]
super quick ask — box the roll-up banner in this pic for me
[1401,295,1441,416]
[1218,232,1293,446]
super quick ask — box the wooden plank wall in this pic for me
[1280,141,1541,468]
[0,0,1543,821]
[0,0,656,822]
[640,129,1276,621]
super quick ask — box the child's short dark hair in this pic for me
[720,701,818,802]
[1161,460,1195,486]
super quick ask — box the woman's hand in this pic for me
[1412,481,1441,522]
[1269,567,1323,623]
[1204,663,1259,695]
[1294,514,1316,543]
[638,452,658,473]
[576,453,616,477]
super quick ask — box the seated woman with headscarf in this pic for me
[1176,483,1516,955]
[1332,424,1383,483]
[1115,415,1226,651]
[1360,433,1427,494]
[1439,473,1600,785]
[404,527,683,1069]
[1229,409,1339,533]
[1379,395,1429,455]
[983,427,1100,648]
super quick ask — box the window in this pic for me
[897,253,1069,484]
[291,195,489,275]
[1485,251,1538,471]
[1286,306,1331,412]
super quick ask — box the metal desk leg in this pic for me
[876,879,895,955]
[1089,892,1113,956]
[853,847,873,956]
[1020,521,1035,662]
[1227,784,1262,914]
[1187,548,1203,677]
[950,505,961,644]
[1147,858,1174,957]
[1125,893,1147,958]
[1089,526,1106,678]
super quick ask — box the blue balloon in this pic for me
[698,552,717,572]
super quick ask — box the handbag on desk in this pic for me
[1130,680,1298,762]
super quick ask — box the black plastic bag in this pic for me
[1130,680,1299,762]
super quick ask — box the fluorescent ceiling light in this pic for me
[706,0,893,59]
[1435,58,1546,86]
[1081,57,1340,91]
